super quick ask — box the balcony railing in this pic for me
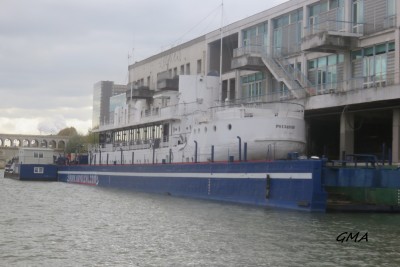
[233,45,263,57]
[304,70,397,96]
[304,20,360,37]
[363,15,397,35]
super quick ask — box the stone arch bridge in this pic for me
[0,134,69,167]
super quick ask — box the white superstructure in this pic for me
[92,75,305,164]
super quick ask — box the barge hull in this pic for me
[58,160,327,212]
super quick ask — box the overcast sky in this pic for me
[0,0,287,135]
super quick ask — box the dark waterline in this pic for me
[1,170,400,267]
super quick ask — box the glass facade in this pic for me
[351,42,395,87]
[92,81,106,130]
[273,8,303,56]
[242,22,268,47]
[110,94,126,114]
[92,81,127,129]
[353,0,364,33]
[307,0,344,34]
[307,54,344,93]
[241,72,266,102]
[387,0,396,16]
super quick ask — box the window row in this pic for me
[239,41,395,96]
[241,0,396,56]
[193,124,233,135]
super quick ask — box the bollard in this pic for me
[194,141,198,163]
[244,142,247,162]
[237,136,242,162]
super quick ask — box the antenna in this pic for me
[128,48,135,65]
[219,1,224,93]
[127,48,135,102]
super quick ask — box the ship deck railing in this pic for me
[328,154,378,168]
[97,139,172,153]
[210,101,305,117]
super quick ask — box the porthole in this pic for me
[213,126,217,132]
[228,124,232,130]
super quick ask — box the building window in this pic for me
[308,54,344,94]
[387,0,396,16]
[273,8,302,56]
[279,82,290,100]
[186,63,190,75]
[353,0,364,34]
[351,42,394,87]
[241,72,265,102]
[385,0,396,28]
[242,22,268,48]
[34,167,44,174]
[351,42,395,88]
[307,0,343,34]
[197,59,202,74]
[33,152,43,158]
[364,45,386,86]
[330,0,339,9]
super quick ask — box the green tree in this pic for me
[57,127,97,154]
[64,134,88,154]
[57,127,84,153]
[57,127,78,136]
[86,129,99,146]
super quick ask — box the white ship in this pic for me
[92,74,306,165]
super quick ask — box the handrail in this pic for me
[277,57,314,89]
[303,20,360,37]
[233,44,310,98]
[303,16,397,37]
[260,46,307,98]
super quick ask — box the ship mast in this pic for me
[219,1,224,92]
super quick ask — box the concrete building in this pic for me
[92,81,127,129]
[125,0,400,162]
[110,93,128,126]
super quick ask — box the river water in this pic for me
[1,170,400,267]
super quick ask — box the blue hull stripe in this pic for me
[58,171,312,179]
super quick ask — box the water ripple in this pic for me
[1,171,400,266]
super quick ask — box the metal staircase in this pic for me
[260,48,314,98]
[231,45,315,99]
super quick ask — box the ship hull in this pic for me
[58,160,327,212]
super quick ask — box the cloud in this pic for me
[0,118,41,135]
[0,0,288,135]
[37,115,67,134]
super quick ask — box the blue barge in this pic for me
[8,158,400,212]
[58,160,327,212]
